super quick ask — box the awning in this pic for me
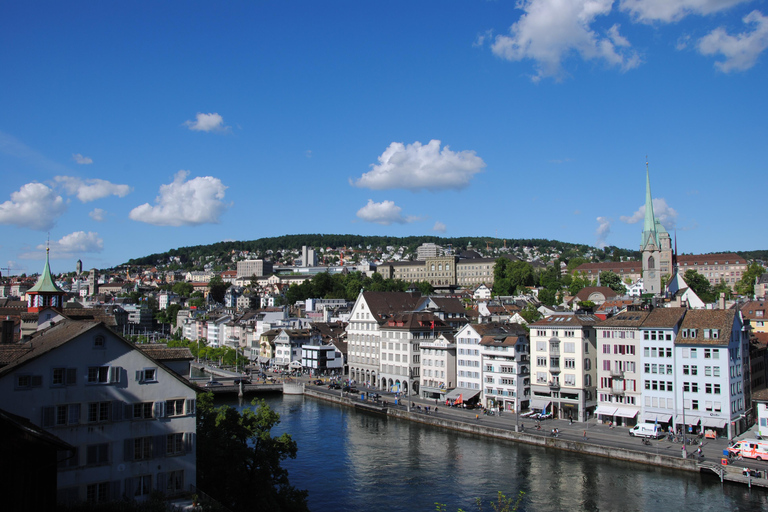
[701,417,727,429]
[674,415,700,426]
[642,412,672,423]
[289,361,302,368]
[530,399,551,411]
[258,356,270,363]
[444,388,481,401]
[615,408,638,418]
[594,405,617,416]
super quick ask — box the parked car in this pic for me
[205,380,223,387]
[342,386,359,393]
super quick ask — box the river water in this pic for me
[222,394,767,512]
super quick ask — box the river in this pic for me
[221,394,768,512]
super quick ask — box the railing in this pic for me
[548,380,560,389]
[610,369,624,378]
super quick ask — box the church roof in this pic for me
[26,249,65,294]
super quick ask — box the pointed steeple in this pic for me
[27,247,66,313]
[27,248,64,294]
[641,159,658,249]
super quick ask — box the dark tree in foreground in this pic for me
[196,393,309,512]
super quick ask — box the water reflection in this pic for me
[223,395,768,512]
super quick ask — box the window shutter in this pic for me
[66,368,77,385]
[125,403,133,420]
[185,399,196,416]
[124,477,134,498]
[154,435,167,458]
[110,481,122,500]
[112,401,123,422]
[156,472,166,495]
[136,370,143,382]
[153,401,166,419]
[42,406,54,427]
[124,439,134,462]
[109,366,122,384]
[184,432,196,454]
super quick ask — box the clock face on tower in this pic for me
[649,272,656,278]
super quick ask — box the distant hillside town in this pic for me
[2,166,768,508]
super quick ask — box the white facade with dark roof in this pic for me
[0,320,197,505]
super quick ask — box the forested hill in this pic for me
[123,234,604,267]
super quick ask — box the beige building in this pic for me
[528,313,601,422]
[377,255,499,289]
[677,253,748,290]
[236,259,273,278]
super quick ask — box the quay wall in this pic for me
[304,389,699,474]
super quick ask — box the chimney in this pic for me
[719,292,726,310]
[2,317,14,344]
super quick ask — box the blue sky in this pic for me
[1,1,767,275]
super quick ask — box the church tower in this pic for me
[26,248,67,313]
[641,162,673,295]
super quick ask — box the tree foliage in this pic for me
[599,271,626,295]
[493,259,535,296]
[735,262,766,296]
[284,271,423,304]
[208,275,230,304]
[684,270,715,302]
[197,393,309,512]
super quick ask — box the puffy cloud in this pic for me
[491,0,641,82]
[433,221,447,233]
[55,176,132,202]
[620,198,678,230]
[183,112,229,132]
[43,231,103,256]
[72,153,93,164]
[619,0,749,23]
[595,216,611,248]
[698,11,768,72]
[0,182,67,230]
[89,208,106,222]
[352,140,485,191]
[129,170,229,226]
[355,199,419,225]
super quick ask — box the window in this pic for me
[134,437,153,460]
[167,399,186,417]
[136,368,157,383]
[94,335,105,348]
[88,402,111,423]
[133,402,154,420]
[714,384,721,394]
[86,443,110,465]
[691,383,699,393]
[692,400,699,410]
[86,482,110,503]
[564,374,576,386]
[15,374,42,389]
[56,404,80,426]
[564,358,575,369]
[705,383,712,394]
[166,470,184,494]
[52,367,77,386]
[167,433,185,456]
[563,342,575,353]
[132,475,152,498]
[87,366,121,384]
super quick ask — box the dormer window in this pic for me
[94,336,105,348]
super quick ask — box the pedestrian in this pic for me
[476,414,479,420]
[434,407,438,414]
[681,446,687,459]
[583,430,587,441]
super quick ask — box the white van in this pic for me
[728,440,768,461]
[629,423,663,439]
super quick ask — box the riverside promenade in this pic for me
[301,379,768,489]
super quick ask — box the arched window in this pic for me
[648,256,655,269]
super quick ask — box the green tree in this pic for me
[208,275,230,304]
[196,393,309,512]
[735,262,766,296]
[712,280,732,301]
[520,303,542,324]
[599,271,626,295]
[568,273,590,296]
[172,281,194,297]
[683,270,714,302]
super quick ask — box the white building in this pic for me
[0,319,197,505]
[479,324,530,413]
[302,344,344,376]
[420,333,456,400]
[528,314,600,422]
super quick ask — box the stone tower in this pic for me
[640,163,673,295]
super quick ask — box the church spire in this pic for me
[641,158,658,249]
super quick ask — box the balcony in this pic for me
[548,380,560,389]
[549,365,561,374]
[609,369,624,379]
[611,386,625,395]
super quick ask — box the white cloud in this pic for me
[433,221,447,233]
[72,153,93,164]
[619,0,749,23]
[0,182,67,230]
[352,140,485,191]
[698,11,768,72]
[356,199,419,225]
[42,231,103,256]
[183,112,229,132]
[89,208,106,222]
[595,216,611,248]
[55,176,132,202]
[620,198,678,230]
[129,170,229,226]
[491,0,641,82]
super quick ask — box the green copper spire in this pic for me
[27,247,65,293]
[641,160,658,249]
